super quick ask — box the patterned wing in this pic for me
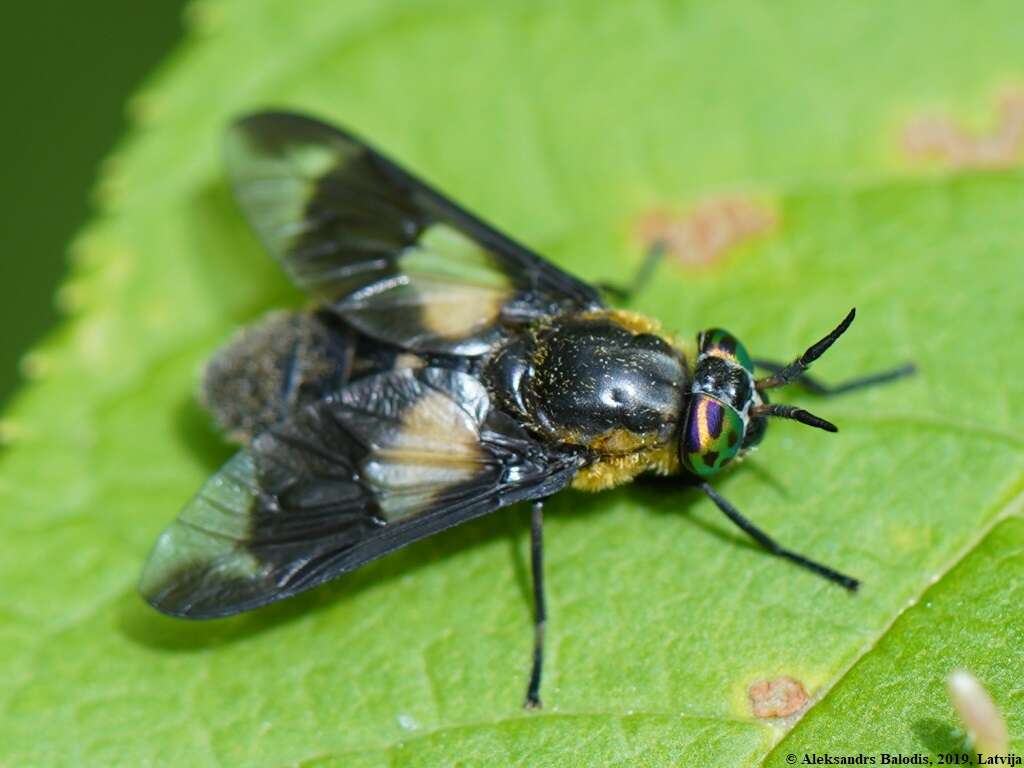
[140,368,581,618]
[224,111,603,356]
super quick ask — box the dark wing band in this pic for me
[224,111,603,355]
[140,368,582,618]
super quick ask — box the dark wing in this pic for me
[224,111,603,356]
[140,368,582,618]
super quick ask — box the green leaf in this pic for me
[765,515,1024,766]
[2,1,1022,765]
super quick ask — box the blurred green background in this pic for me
[0,0,187,407]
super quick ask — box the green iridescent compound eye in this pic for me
[698,328,754,372]
[681,394,745,477]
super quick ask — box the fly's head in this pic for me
[679,310,858,478]
[680,329,763,477]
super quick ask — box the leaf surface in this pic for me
[1,1,1022,765]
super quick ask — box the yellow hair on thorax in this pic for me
[572,444,679,492]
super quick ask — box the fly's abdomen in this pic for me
[201,310,461,443]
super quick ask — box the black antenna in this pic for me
[751,403,837,433]
[756,308,856,390]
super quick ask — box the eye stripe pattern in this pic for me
[681,394,744,477]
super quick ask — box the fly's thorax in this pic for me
[483,312,688,454]
[681,328,764,477]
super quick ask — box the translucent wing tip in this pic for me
[138,524,206,618]
[138,453,266,620]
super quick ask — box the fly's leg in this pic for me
[753,358,915,397]
[524,499,547,709]
[700,482,860,591]
[597,243,665,303]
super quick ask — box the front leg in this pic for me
[753,358,915,397]
[524,499,547,709]
[700,483,859,591]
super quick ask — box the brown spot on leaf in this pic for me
[902,89,1024,170]
[635,197,777,268]
[748,676,809,718]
